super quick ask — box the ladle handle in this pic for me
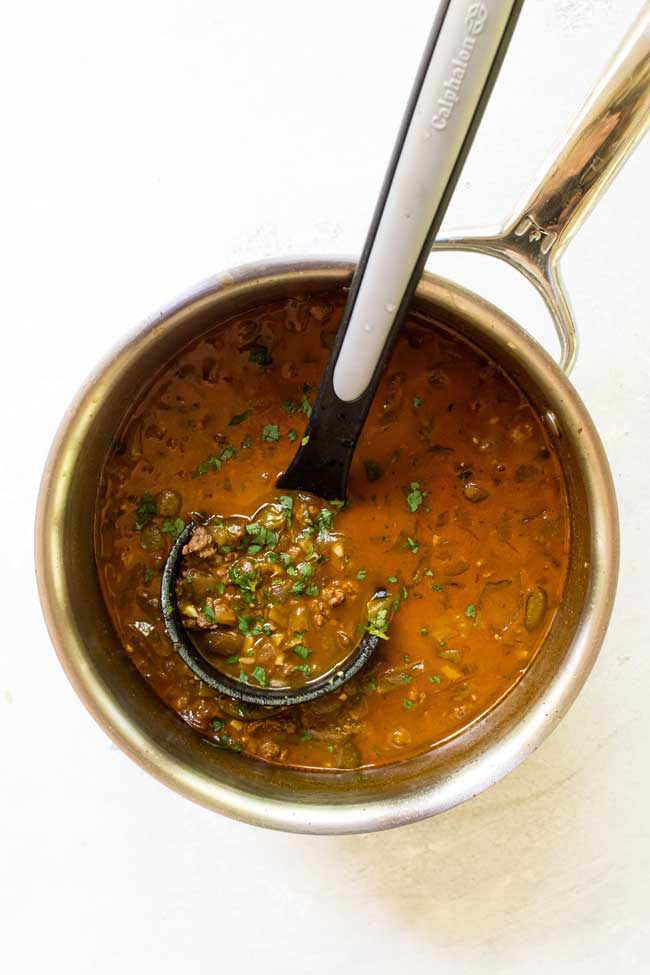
[279,0,523,499]
[506,4,650,259]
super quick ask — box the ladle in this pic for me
[162,0,525,706]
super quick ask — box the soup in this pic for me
[95,293,570,770]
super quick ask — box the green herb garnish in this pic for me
[262,424,280,442]
[465,603,477,619]
[251,665,267,687]
[195,443,236,475]
[405,537,419,553]
[229,410,252,426]
[405,481,427,513]
[279,495,293,526]
[365,606,390,640]
[162,517,185,539]
[135,493,157,530]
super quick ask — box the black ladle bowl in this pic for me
[161,522,382,707]
[160,3,522,706]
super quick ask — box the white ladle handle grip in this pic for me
[333,0,524,402]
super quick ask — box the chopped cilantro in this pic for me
[301,731,314,741]
[210,732,241,752]
[262,424,280,442]
[356,569,367,580]
[211,719,225,732]
[301,435,310,446]
[229,564,260,604]
[228,409,252,426]
[203,604,216,624]
[413,396,423,409]
[237,614,256,636]
[238,670,249,684]
[135,493,157,530]
[226,654,240,664]
[161,517,185,539]
[429,674,442,684]
[465,603,477,619]
[144,568,154,584]
[251,665,267,687]
[405,537,419,553]
[282,392,311,417]
[287,429,298,442]
[279,495,293,526]
[301,387,312,416]
[366,606,390,640]
[405,481,427,513]
[420,626,428,636]
[294,663,311,675]
[195,443,236,475]
[293,645,310,660]
[305,583,319,597]
[387,575,398,584]
[402,699,415,709]
[245,523,279,551]
[315,507,337,542]
[431,583,444,592]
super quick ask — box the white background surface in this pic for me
[2,1,649,971]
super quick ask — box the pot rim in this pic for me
[35,256,619,833]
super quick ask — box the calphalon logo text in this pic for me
[431,3,487,131]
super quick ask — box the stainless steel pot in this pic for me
[36,9,650,834]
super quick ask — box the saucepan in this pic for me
[35,9,650,833]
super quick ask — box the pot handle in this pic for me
[431,5,650,373]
